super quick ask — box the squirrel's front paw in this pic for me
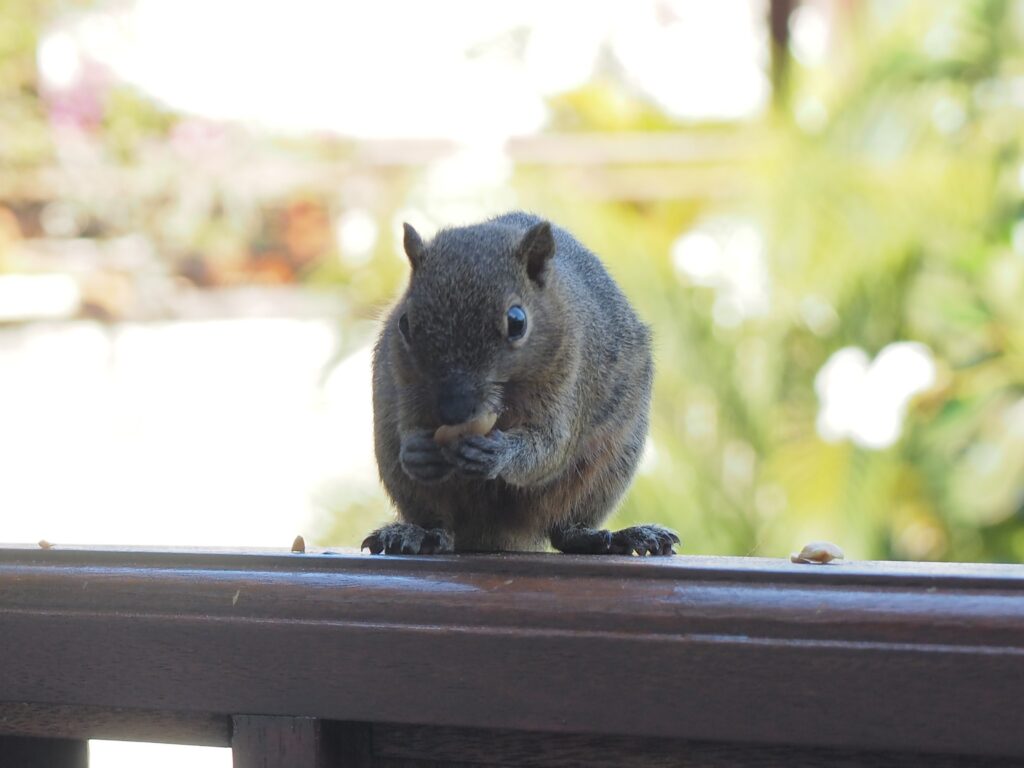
[361,523,454,555]
[442,430,513,480]
[400,431,453,483]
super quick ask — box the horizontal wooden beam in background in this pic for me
[6,131,759,204]
[0,546,1022,762]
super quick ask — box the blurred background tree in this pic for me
[2,0,1023,563]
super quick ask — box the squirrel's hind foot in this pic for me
[608,524,679,556]
[551,523,678,556]
[361,523,454,555]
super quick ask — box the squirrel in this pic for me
[361,211,678,556]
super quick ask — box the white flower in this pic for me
[815,342,937,449]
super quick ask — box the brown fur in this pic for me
[362,212,677,556]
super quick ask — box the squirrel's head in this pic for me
[393,219,566,426]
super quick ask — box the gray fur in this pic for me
[362,211,676,555]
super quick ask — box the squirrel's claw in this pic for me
[360,533,384,554]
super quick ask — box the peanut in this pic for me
[434,412,499,445]
[790,540,844,564]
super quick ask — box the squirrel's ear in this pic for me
[516,221,555,285]
[403,223,425,269]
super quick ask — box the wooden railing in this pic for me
[1,545,1022,766]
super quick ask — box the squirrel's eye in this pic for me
[506,305,527,341]
[398,313,411,343]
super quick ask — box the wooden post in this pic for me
[768,0,796,110]
[0,735,88,768]
[232,717,325,768]
[231,716,369,768]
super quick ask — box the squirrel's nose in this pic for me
[437,377,479,425]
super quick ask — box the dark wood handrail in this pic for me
[1,546,1022,766]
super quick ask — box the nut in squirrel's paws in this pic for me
[433,411,498,445]
[362,523,454,555]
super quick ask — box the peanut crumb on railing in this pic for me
[790,541,844,564]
